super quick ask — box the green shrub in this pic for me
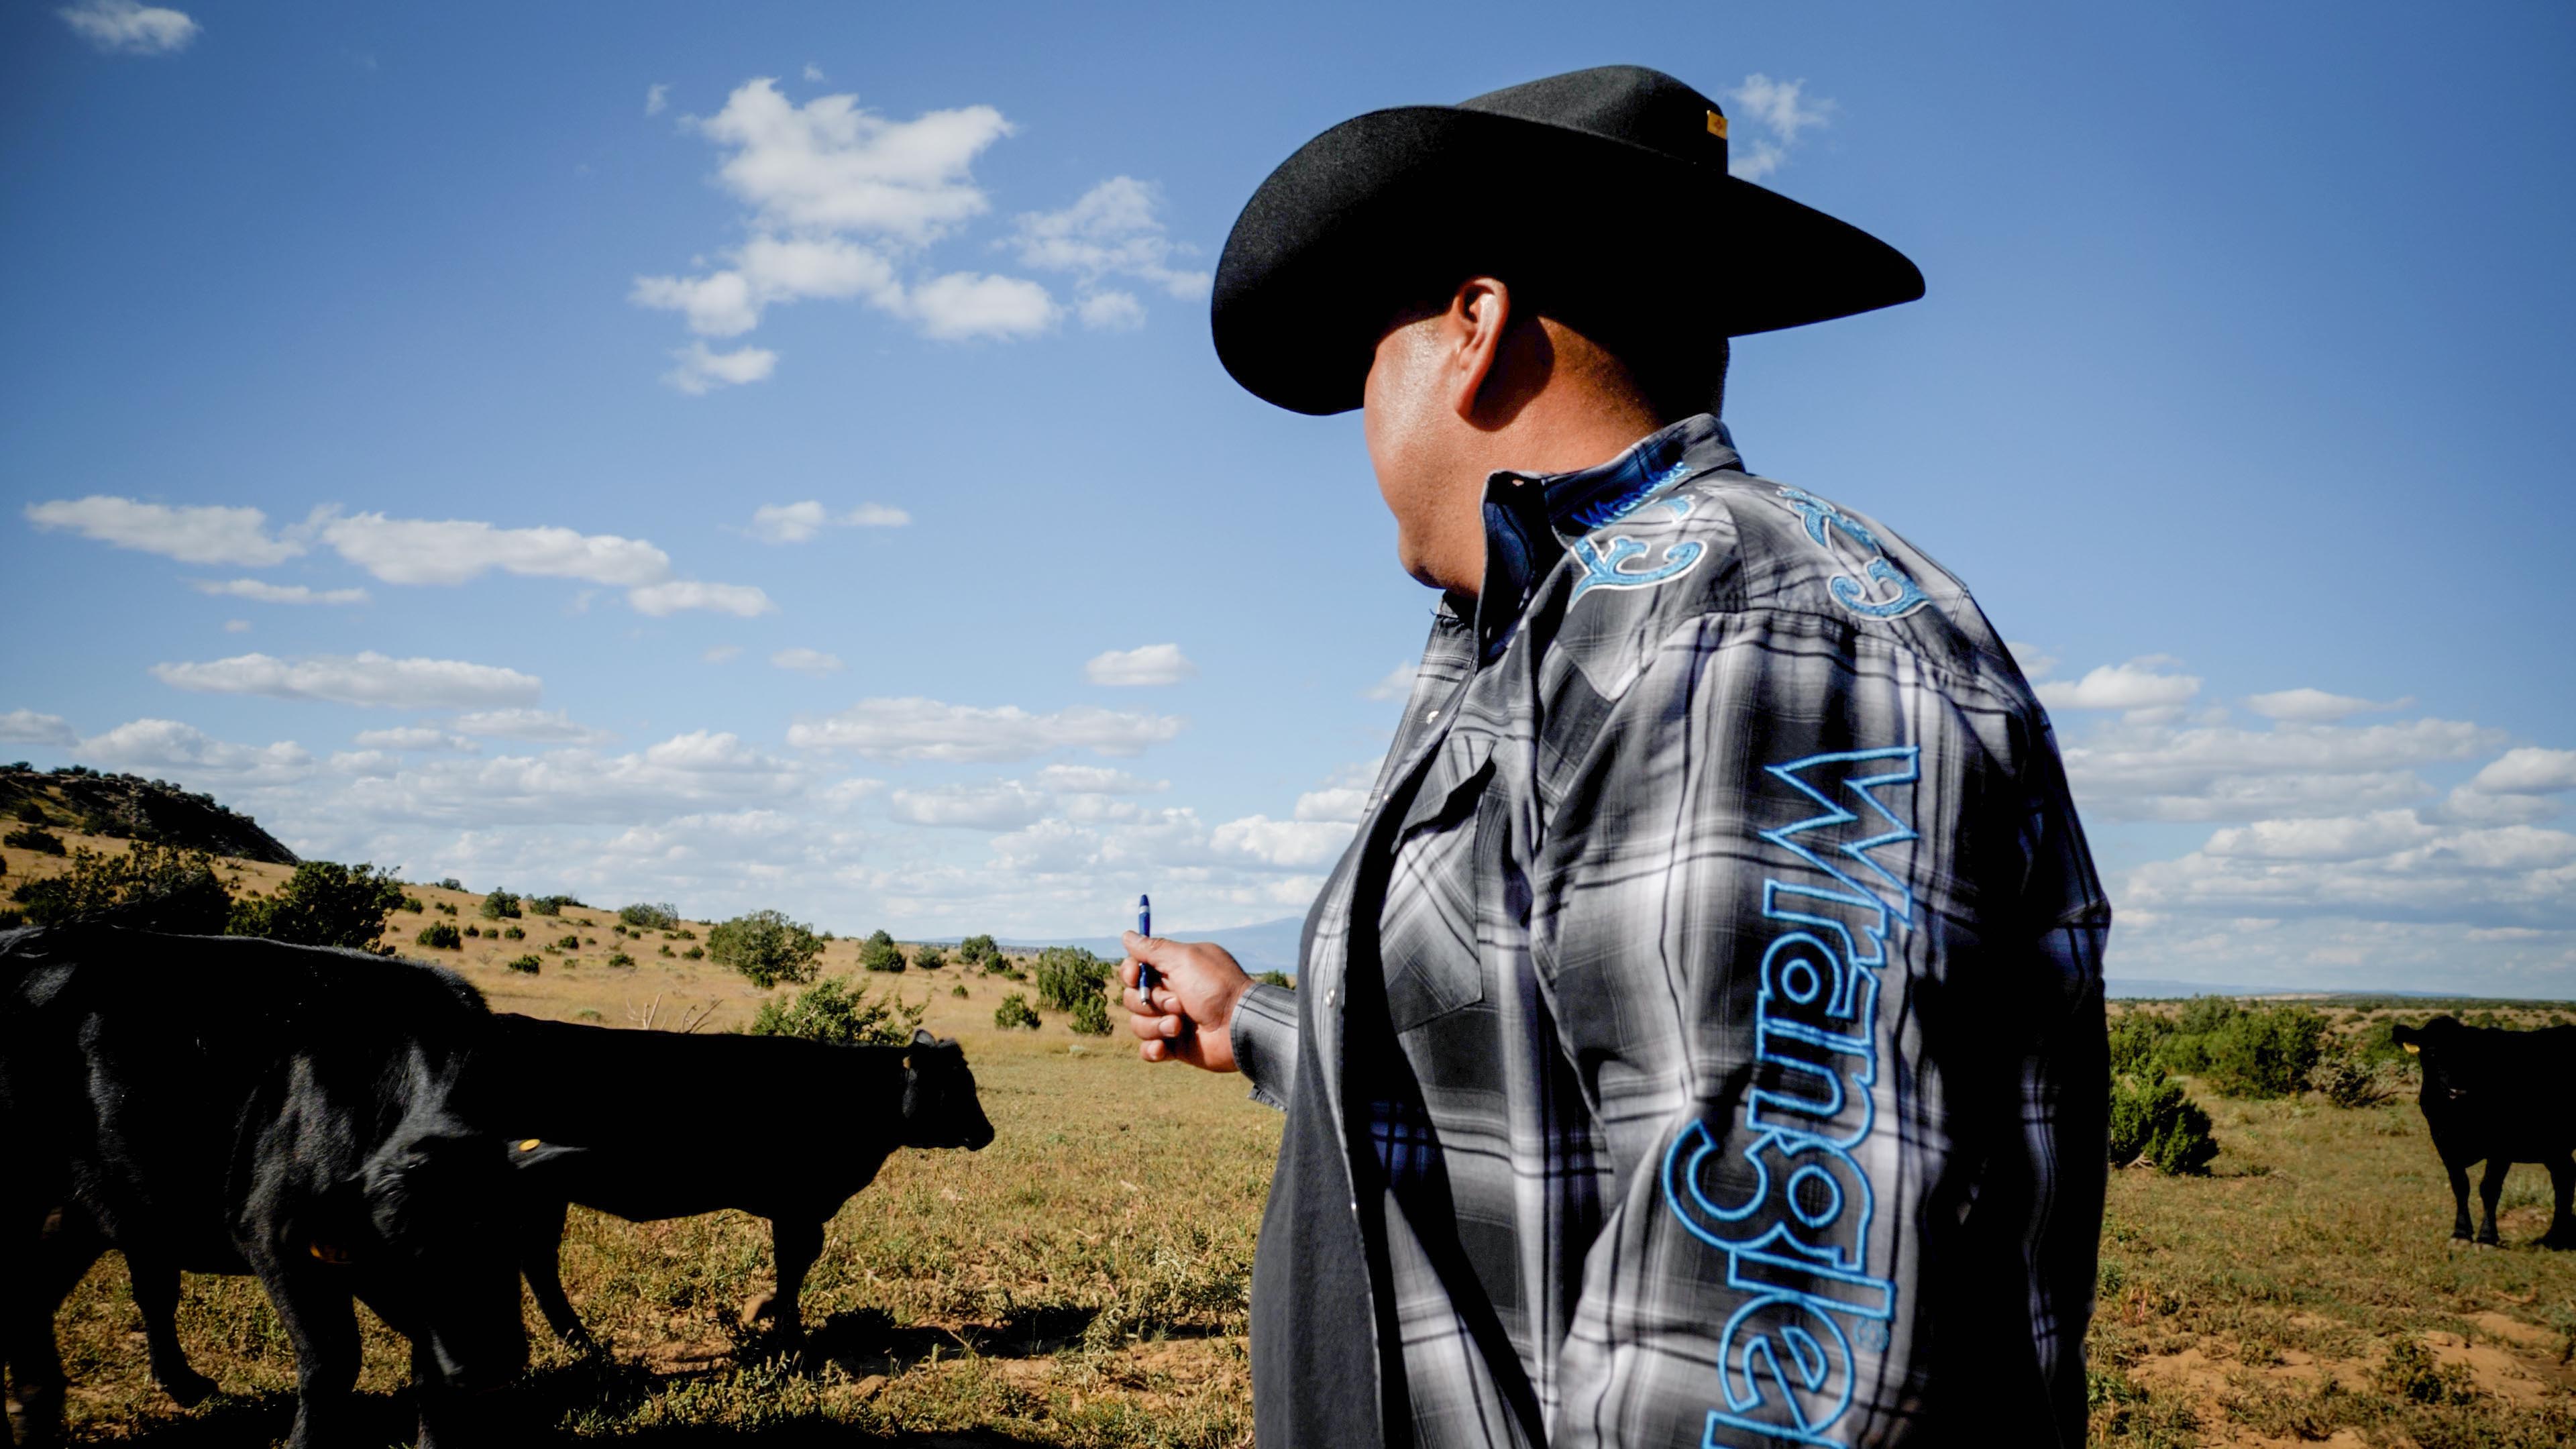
[1034,946,1112,1012]
[2375,1335,2475,1405]
[479,888,521,920]
[2106,1012,2172,1076]
[399,895,425,913]
[956,932,999,967]
[415,921,463,950]
[1255,969,1296,989]
[682,945,705,961]
[658,944,673,957]
[505,955,541,974]
[673,927,697,941]
[556,933,581,951]
[994,991,1042,1030]
[2200,1006,2329,1099]
[1067,982,1113,1035]
[527,895,569,916]
[2307,1041,2413,1108]
[435,901,458,916]
[914,943,947,971]
[859,928,906,973]
[502,924,525,940]
[619,901,679,930]
[11,841,231,934]
[606,950,637,969]
[435,877,464,892]
[3,826,66,855]
[2108,1067,2218,1175]
[465,924,482,938]
[708,908,825,988]
[951,982,969,999]
[747,975,926,1047]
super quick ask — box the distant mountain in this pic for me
[0,765,298,866]
[980,914,1308,976]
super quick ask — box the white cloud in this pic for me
[802,62,826,83]
[663,339,779,393]
[449,708,613,745]
[223,619,251,633]
[747,499,910,543]
[1295,786,1370,824]
[1212,814,1356,869]
[888,780,1051,829]
[2126,816,2576,932]
[331,730,814,827]
[1077,290,1145,330]
[904,270,1058,340]
[315,509,670,587]
[81,719,313,785]
[626,580,776,617]
[2061,711,2500,823]
[1,709,80,747]
[645,83,669,117]
[2035,657,2202,712]
[26,496,303,566]
[1362,661,1419,702]
[151,651,543,710]
[2469,747,2576,796]
[771,647,845,676]
[2245,687,2411,723]
[2004,641,2058,682]
[1007,176,1210,323]
[695,78,1010,243]
[189,578,369,606]
[1724,74,1834,181]
[1084,643,1197,686]
[702,645,742,664]
[352,727,479,753]
[60,0,197,54]
[1034,764,1165,795]
[787,696,1185,761]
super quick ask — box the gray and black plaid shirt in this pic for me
[1232,414,2109,1448]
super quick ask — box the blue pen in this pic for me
[1134,894,1157,1006]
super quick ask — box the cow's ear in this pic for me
[912,1028,939,1049]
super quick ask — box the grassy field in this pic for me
[9,836,2575,1446]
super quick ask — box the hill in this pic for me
[0,763,297,865]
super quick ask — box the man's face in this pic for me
[1362,311,1452,588]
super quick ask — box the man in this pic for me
[1120,66,2108,1448]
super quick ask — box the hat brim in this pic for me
[1212,105,1925,416]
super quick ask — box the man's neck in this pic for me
[1436,399,1672,598]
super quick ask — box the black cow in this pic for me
[2392,1015,2576,1249]
[472,1014,996,1348]
[0,925,582,1448]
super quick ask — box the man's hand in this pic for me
[1119,931,1255,1073]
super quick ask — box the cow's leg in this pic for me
[255,1267,360,1449]
[2475,1158,2509,1247]
[2444,1158,2475,1242]
[3,1208,103,1449]
[519,1199,595,1352]
[2542,1155,2576,1250]
[745,1217,825,1344]
[125,1254,219,1407]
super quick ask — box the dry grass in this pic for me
[13,837,2576,1445]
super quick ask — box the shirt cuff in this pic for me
[1230,981,1299,1112]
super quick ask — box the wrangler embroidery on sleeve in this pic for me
[1772,486,1929,621]
[1659,745,1918,1447]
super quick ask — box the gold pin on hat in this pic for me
[1705,109,1727,138]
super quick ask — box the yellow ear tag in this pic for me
[519,1138,542,1151]
[309,1243,353,1265]
[1706,110,1727,139]
[2402,1043,2420,1055]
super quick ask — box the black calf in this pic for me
[2392,1015,2576,1249]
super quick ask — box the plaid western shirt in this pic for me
[1230,414,2110,1448]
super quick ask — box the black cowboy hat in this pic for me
[1211,65,1923,416]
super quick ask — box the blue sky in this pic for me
[5,1,2572,994]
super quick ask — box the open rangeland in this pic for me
[9,836,2575,1446]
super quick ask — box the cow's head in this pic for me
[900,1029,996,1150]
[2389,1016,2469,1101]
[294,1120,588,1391]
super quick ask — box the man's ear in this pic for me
[1445,277,1513,422]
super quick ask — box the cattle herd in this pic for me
[0,923,992,1448]
[7,920,2575,1448]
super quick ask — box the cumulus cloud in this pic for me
[645,83,669,116]
[151,652,543,710]
[788,696,1185,761]
[747,500,912,542]
[663,339,779,394]
[771,647,845,676]
[702,645,743,664]
[26,496,303,566]
[189,578,369,606]
[626,580,775,617]
[2127,815,2576,932]
[2004,641,2058,682]
[2060,711,2500,823]
[331,730,814,828]
[904,270,1058,339]
[1,708,80,747]
[2037,657,2202,713]
[449,708,614,745]
[1084,643,1196,687]
[314,510,670,587]
[1362,661,1419,702]
[352,727,479,753]
[60,0,197,54]
[1034,764,1165,795]
[2245,688,2412,724]
[888,780,1051,829]
[81,718,313,784]
[1212,814,1357,869]
[1007,176,1208,325]
[1724,74,1835,181]
[2468,747,2576,796]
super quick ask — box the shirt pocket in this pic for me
[1381,730,1495,1033]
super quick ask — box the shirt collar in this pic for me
[1460,413,1741,659]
